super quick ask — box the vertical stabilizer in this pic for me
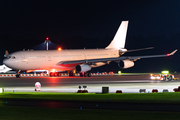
[105,21,128,50]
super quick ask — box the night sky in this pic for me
[0,0,179,73]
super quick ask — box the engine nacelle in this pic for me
[118,60,134,69]
[76,64,91,73]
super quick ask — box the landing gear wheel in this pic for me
[16,74,20,78]
[50,72,54,77]
[16,70,21,78]
[87,72,91,77]
[57,72,61,77]
[69,71,75,77]
[54,72,58,77]
[80,73,83,77]
[84,72,88,77]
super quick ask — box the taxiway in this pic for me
[0,75,180,93]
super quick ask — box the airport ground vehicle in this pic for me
[150,74,174,81]
[173,86,180,92]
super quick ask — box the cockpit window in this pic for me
[11,56,16,59]
[5,55,16,59]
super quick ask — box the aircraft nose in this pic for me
[3,59,11,67]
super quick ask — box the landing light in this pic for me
[51,69,56,72]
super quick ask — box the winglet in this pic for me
[169,49,177,56]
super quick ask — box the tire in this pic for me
[80,73,83,77]
[54,72,58,77]
[69,71,75,77]
[57,72,61,77]
[50,72,54,77]
[84,72,88,77]
[87,73,91,77]
[16,74,21,78]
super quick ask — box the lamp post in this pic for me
[45,37,51,50]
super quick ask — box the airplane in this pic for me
[3,21,177,78]
[0,64,12,73]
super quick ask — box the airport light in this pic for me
[58,47,62,51]
[161,71,169,74]
[45,37,51,50]
[118,71,121,74]
[35,82,41,91]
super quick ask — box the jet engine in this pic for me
[118,60,134,69]
[76,64,91,73]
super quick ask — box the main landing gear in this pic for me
[80,72,91,77]
[49,72,61,77]
[69,71,75,77]
[69,71,91,77]
[49,71,92,77]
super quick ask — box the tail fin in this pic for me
[4,50,9,57]
[105,21,129,50]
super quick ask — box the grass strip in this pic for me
[1,92,180,104]
[0,106,180,120]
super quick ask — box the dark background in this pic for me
[0,0,179,73]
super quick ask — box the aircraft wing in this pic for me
[59,49,177,65]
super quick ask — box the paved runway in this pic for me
[0,74,180,93]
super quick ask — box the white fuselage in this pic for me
[3,49,119,71]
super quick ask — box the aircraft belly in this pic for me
[49,63,79,71]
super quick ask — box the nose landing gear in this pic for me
[16,70,21,78]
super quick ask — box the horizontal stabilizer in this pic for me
[124,47,154,53]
